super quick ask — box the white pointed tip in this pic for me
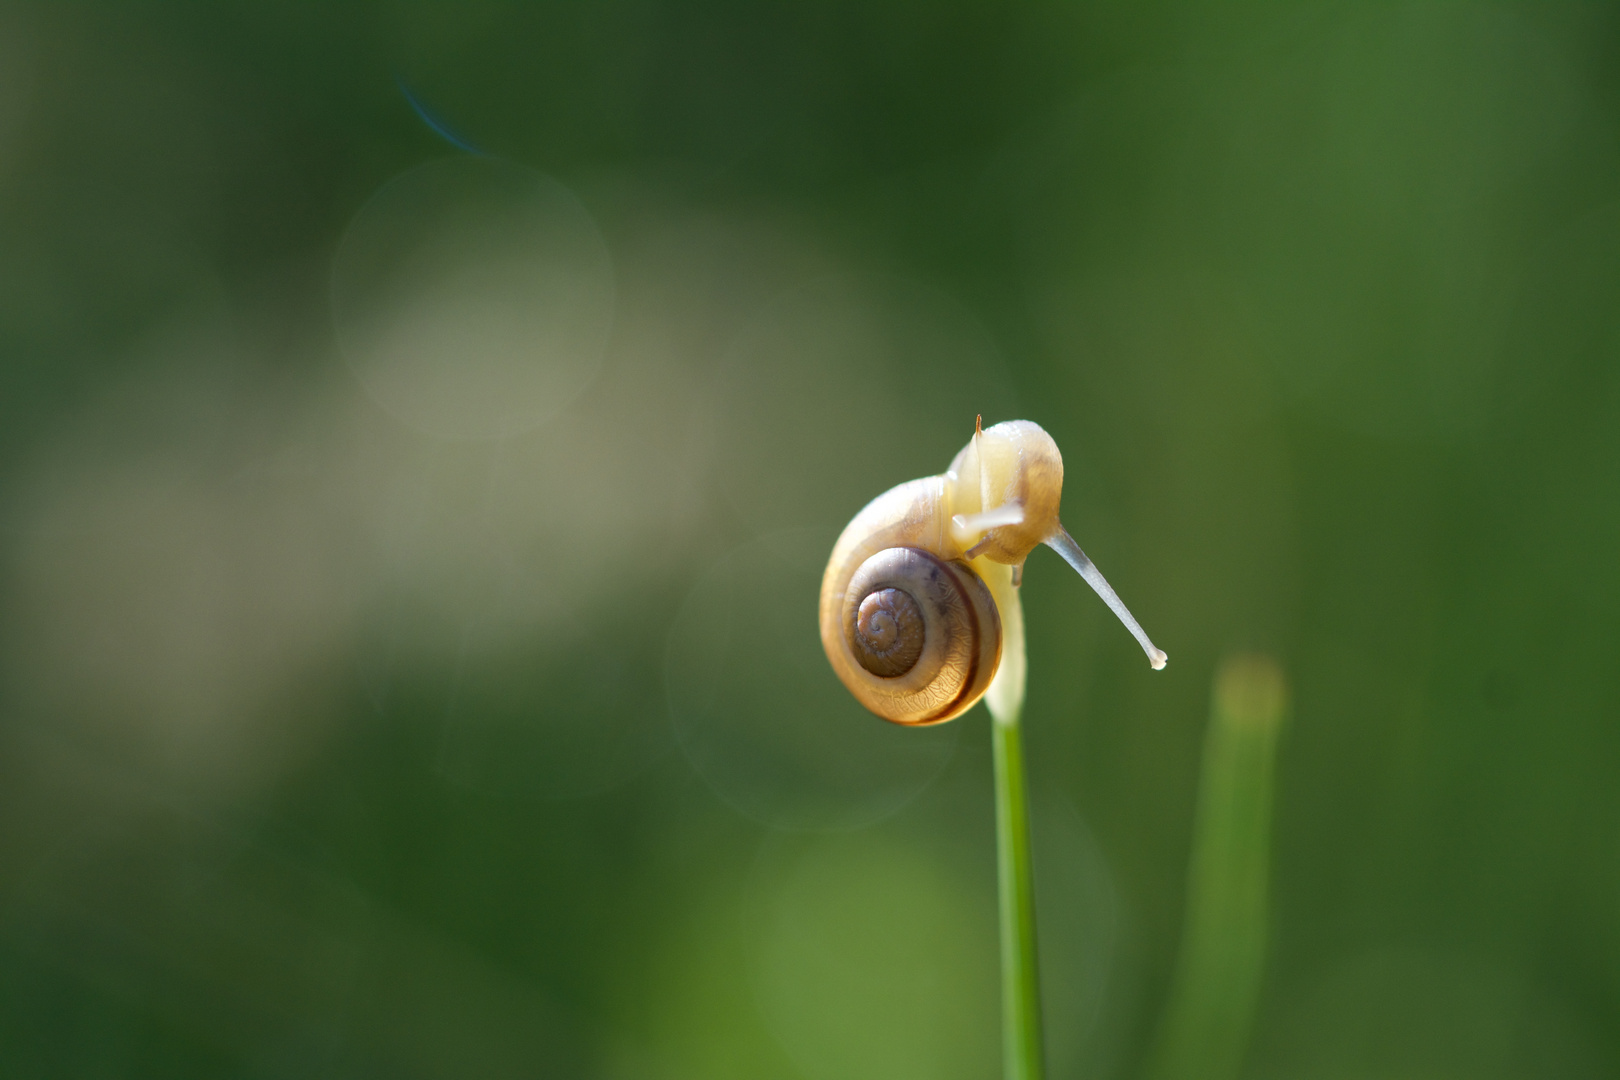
[1149,649,1168,671]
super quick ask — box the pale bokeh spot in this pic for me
[332,157,614,441]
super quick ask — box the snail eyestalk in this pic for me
[952,503,1026,540]
[1044,527,1168,670]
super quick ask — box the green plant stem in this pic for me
[992,706,1044,1080]
[979,559,1043,1080]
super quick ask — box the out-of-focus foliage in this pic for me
[1148,655,1287,1080]
[0,3,1616,1077]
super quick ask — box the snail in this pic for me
[820,417,1167,725]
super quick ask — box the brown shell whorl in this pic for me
[832,546,1001,726]
[851,587,925,677]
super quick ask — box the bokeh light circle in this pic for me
[332,156,614,440]
[665,531,960,831]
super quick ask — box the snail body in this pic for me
[821,419,1166,726]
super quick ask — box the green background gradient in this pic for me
[0,5,1616,1077]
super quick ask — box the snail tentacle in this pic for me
[1044,527,1168,670]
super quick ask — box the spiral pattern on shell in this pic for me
[827,546,1002,726]
[851,587,925,677]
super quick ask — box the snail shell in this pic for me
[821,418,1166,725]
[820,421,1060,725]
[832,542,1001,726]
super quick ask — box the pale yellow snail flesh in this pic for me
[820,418,1167,726]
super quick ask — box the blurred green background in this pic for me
[0,4,1617,1077]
